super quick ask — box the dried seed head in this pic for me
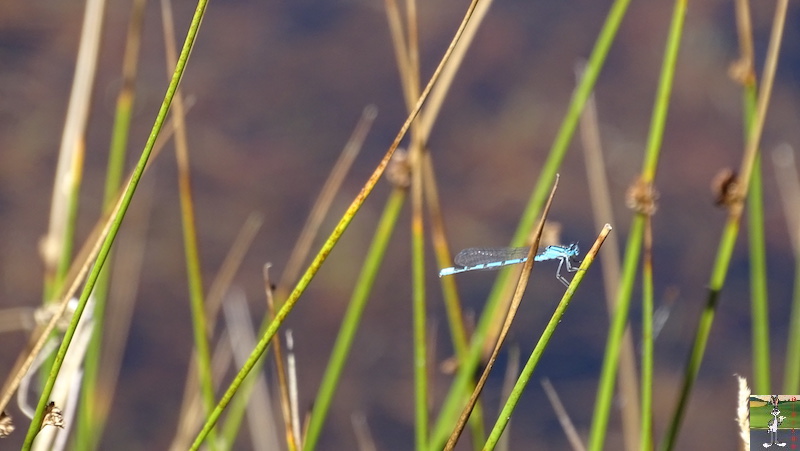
[42,402,64,429]
[728,58,755,86]
[711,168,740,208]
[0,411,14,438]
[626,177,659,216]
[34,298,78,332]
[386,148,411,189]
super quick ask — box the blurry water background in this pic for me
[0,0,799,449]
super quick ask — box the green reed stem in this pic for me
[660,2,788,448]
[425,153,486,448]
[159,0,218,445]
[412,162,429,450]
[742,77,770,393]
[748,154,771,394]
[588,1,687,448]
[483,226,609,450]
[640,219,654,451]
[658,228,734,451]
[303,188,406,451]
[587,217,643,450]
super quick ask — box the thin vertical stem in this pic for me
[22,0,210,445]
[640,217,654,451]
[588,0,687,448]
[660,2,788,448]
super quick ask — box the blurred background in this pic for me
[1,0,799,449]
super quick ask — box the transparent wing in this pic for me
[452,247,531,267]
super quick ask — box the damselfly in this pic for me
[439,243,581,287]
